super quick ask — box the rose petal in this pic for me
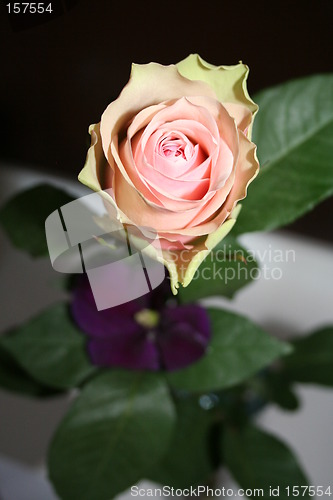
[78,123,128,226]
[176,53,258,138]
[113,169,206,230]
[118,98,221,206]
[78,122,108,192]
[224,131,259,212]
[223,102,253,134]
[100,63,217,167]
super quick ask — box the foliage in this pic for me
[0,73,333,499]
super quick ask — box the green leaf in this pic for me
[284,326,333,386]
[0,343,61,397]
[234,74,333,235]
[148,394,213,489]
[48,370,175,500]
[223,424,310,499]
[167,308,291,393]
[249,371,299,412]
[178,237,259,303]
[0,304,96,389]
[263,371,299,411]
[0,184,74,256]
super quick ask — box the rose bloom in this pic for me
[79,54,259,294]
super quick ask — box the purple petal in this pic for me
[158,305,211,371]
[88,330,160,370]
[70,276,161,370]
[71,276,146,339]
[70,275,211,372]
[149,276,174,310]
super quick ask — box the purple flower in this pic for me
[70,276,211,371]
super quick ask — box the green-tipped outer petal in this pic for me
[176,53,258,139]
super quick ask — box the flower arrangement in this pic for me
[0,55,333,500]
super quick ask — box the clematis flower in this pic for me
[70,276,211,371]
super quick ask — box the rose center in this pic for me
[158,133,193,163]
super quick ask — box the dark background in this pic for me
[1,0,333,240]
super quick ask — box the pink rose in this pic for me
[79,54,259,293]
